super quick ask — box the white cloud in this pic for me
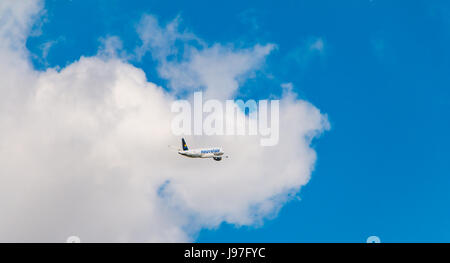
[136,14,276,99]
[309,37,324,53]
[98,35,130,60]
[286,37,326,69]
[0,1,329,242]
[135,14,204,61]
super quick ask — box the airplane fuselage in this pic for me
[178,147,224,159]
[177,138,225,161]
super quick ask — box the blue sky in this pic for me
[25,0,450,242]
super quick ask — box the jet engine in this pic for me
[213,157,222,161]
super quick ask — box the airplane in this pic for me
[174,138,226,161]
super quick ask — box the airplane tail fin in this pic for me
[181,138,188,151]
